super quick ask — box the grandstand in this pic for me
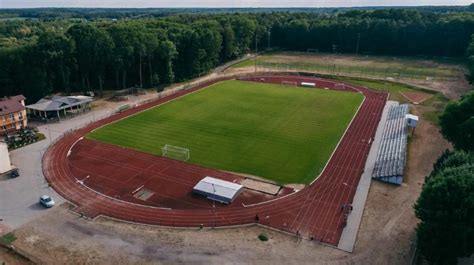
[372,104,409,185]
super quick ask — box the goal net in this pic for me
[161,144,190,162]
[281,81,298,87]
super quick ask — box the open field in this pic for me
[87,80,363,184]
[232,52,464,81]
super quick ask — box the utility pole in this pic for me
[355,33,361,55]
[267,31,271,50]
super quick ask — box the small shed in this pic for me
[192,176,243,204]
[406,114,419,128]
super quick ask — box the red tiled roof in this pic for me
[0,95,25,116]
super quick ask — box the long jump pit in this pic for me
[43,74,387,248]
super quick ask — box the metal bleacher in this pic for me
[372,104,409,185]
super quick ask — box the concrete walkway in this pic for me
[337,100,399,252]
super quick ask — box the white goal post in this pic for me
[161,144,190,162]
[281,81,298,87]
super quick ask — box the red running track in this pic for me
[43,74,387,246]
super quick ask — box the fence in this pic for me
[253,59,458,82]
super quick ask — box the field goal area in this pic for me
[281,81,298,87]
[161,144,190,162]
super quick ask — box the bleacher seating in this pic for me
[372,104,409,185]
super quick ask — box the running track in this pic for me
[43,74,387,246]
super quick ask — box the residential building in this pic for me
[0,95,27,135]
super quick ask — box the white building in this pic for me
[0,141,11,174]
[193,176,243,204]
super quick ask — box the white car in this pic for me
[39,195,55,208]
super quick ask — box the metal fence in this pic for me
[253,59,458,83]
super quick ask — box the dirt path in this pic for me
[0,246,32,265]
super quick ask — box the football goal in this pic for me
[161,144,190,162]
[281,81,298,87]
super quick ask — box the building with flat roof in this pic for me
[0,95,27,135]
[192,176,243,204]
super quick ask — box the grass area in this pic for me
[0,233,16,245]
[231,57,261,68]
[36,132,46,141]
[341,79,416,93]
[231,52,462,81]
[88,80,363,184]
[419,94,450,124]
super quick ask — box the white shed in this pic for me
[0,141,11,174]
[406,114,419,128]
[193,176,243,204]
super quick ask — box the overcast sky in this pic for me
[1,0,472,8]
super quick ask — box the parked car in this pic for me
[39,195,55,208]
[10,168,19,178]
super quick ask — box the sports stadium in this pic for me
[43,74,388,247]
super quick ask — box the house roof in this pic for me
[26,96,92,112]
[0,95,25,116]
[193,176,243,200]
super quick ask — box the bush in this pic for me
[414,150,474,264]
[0,233,17,245]
[258,233,269,241]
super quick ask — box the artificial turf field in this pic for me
[87,80,363,184]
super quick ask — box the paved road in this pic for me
[0,93,158,234]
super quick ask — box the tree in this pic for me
[466,34,474,84]
[220,23,237,61]
[67,24,113,95]
[232,16,256,54]
[439,92,474,151]
[107,24,137,89]
[157,40,177,84]
[36,31,75,94]
[414,150,474,265]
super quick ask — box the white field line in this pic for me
[67,137,83,157]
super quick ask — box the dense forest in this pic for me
[1,8,474,103]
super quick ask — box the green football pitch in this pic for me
[87,80,363,184]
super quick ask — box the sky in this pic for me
[0,0,472,8]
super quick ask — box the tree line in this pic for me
[1,9,474,103]
[414,92,474,264]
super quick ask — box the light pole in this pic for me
[267,31,271,50]
[355,33,361,55]
[46,125,52,145]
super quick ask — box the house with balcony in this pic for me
[0,95,27,135]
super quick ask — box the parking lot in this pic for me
[0,92,158,235]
